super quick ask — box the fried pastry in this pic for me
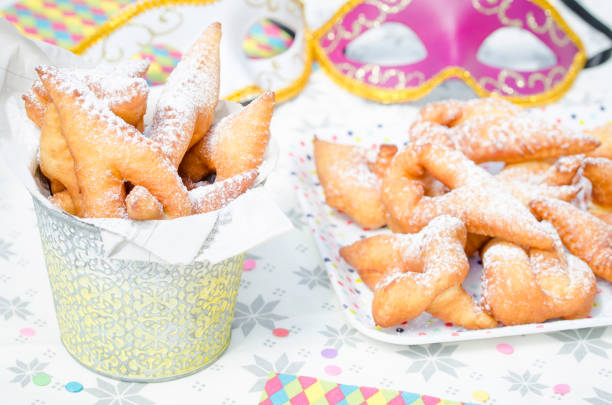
[312,138,396,229]
[189,169,258,214]
[482,224,596,325]
[586,123,612,159]
[340,219,497,329]
[529,198,612,282]
[125,186,164,221]
[382,142,554,249]
[418,97,521,127]
[25,63,150,128]
[39,103,85,216]
[37,65,191,218]
[583,157,612,207]
[147,22,221,167]
[180,90,275,182]
[409,117,599,165]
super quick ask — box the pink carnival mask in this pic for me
[313,0,590,105]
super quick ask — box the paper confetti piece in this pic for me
[259,373,477,404]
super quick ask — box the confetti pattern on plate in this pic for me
[290,105,612,345]
[132,43,182,86]
[243,18,295,59]
[1,0,131,48]
[258,373,476,404]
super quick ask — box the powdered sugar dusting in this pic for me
[189,169,256,214]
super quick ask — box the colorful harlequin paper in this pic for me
[243,18,295,59]
[258,373,475,405]
[132,43,182,86]
[1,0,131,48]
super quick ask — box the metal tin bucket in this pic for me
[32,197,244,382]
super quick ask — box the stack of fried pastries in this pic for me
[315,98,612,329]
[23,23,274,220]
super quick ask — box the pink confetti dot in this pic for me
[272,328,289,338]
[321,348,337,359]
[243,259,256,271]
[554,384,570,395]
[324,365,342,376]
[496,343,514,355]
[19,328,35,337]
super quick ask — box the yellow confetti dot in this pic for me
[356,278,363,283]
[356,137,362,142]
[349,309,356,314]
[472,390,490,402]
[579,119,585,125]
[332,263,338,269]
[594,302,598,307]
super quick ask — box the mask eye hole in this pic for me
[243,18,295,59]
[344,23,427,66]
[477,27,557,71]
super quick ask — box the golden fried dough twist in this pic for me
[189,169,258,214]
[482,223,596,325]
[340,218,497,329]
[312,138,397,229]
[584,157,612,207]
[342,216,477,328]
[529,198,612,282]
[382,142,554,249]
[409,116,599,164]
[418,97,521,127]
[146,22,221,167]
[586,123,612,159]
[180,90,275,182]
[37,65,191,218]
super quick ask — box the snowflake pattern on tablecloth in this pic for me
[232,295,287,336]
[244,354,305,392]
[586,388,612,405]
[503,370,548,397]
[86,378,154,405]
[0,296,32,320]
[547,327,612,362]
[0,239,14,260]
[294,265,329,289]
[8,358,48,387]
[319,324,363,349]
[398,344,466,381]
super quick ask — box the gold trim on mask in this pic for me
[69,0,311,104]
[312,0,587,106]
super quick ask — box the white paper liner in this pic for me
[292,105,612,344]
[0,20,292,265]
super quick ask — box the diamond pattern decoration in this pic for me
[258,373,474,405]
[1,0,132,48]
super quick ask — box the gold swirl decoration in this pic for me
[526,9,571,47]
[472,0,522,27]
[33,197,245,381]
[70,0,311,104]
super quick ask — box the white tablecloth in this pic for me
[1,1,612,404]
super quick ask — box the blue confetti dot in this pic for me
[396,328,404,333]
[324,257,331,262]
[65,381,83,393]
[377,123,383,128]
[601,105,606,111]
[348,268,355,273]
[347,130,353,136]
[571,114,577,119]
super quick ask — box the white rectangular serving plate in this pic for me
[291,104,612,345]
